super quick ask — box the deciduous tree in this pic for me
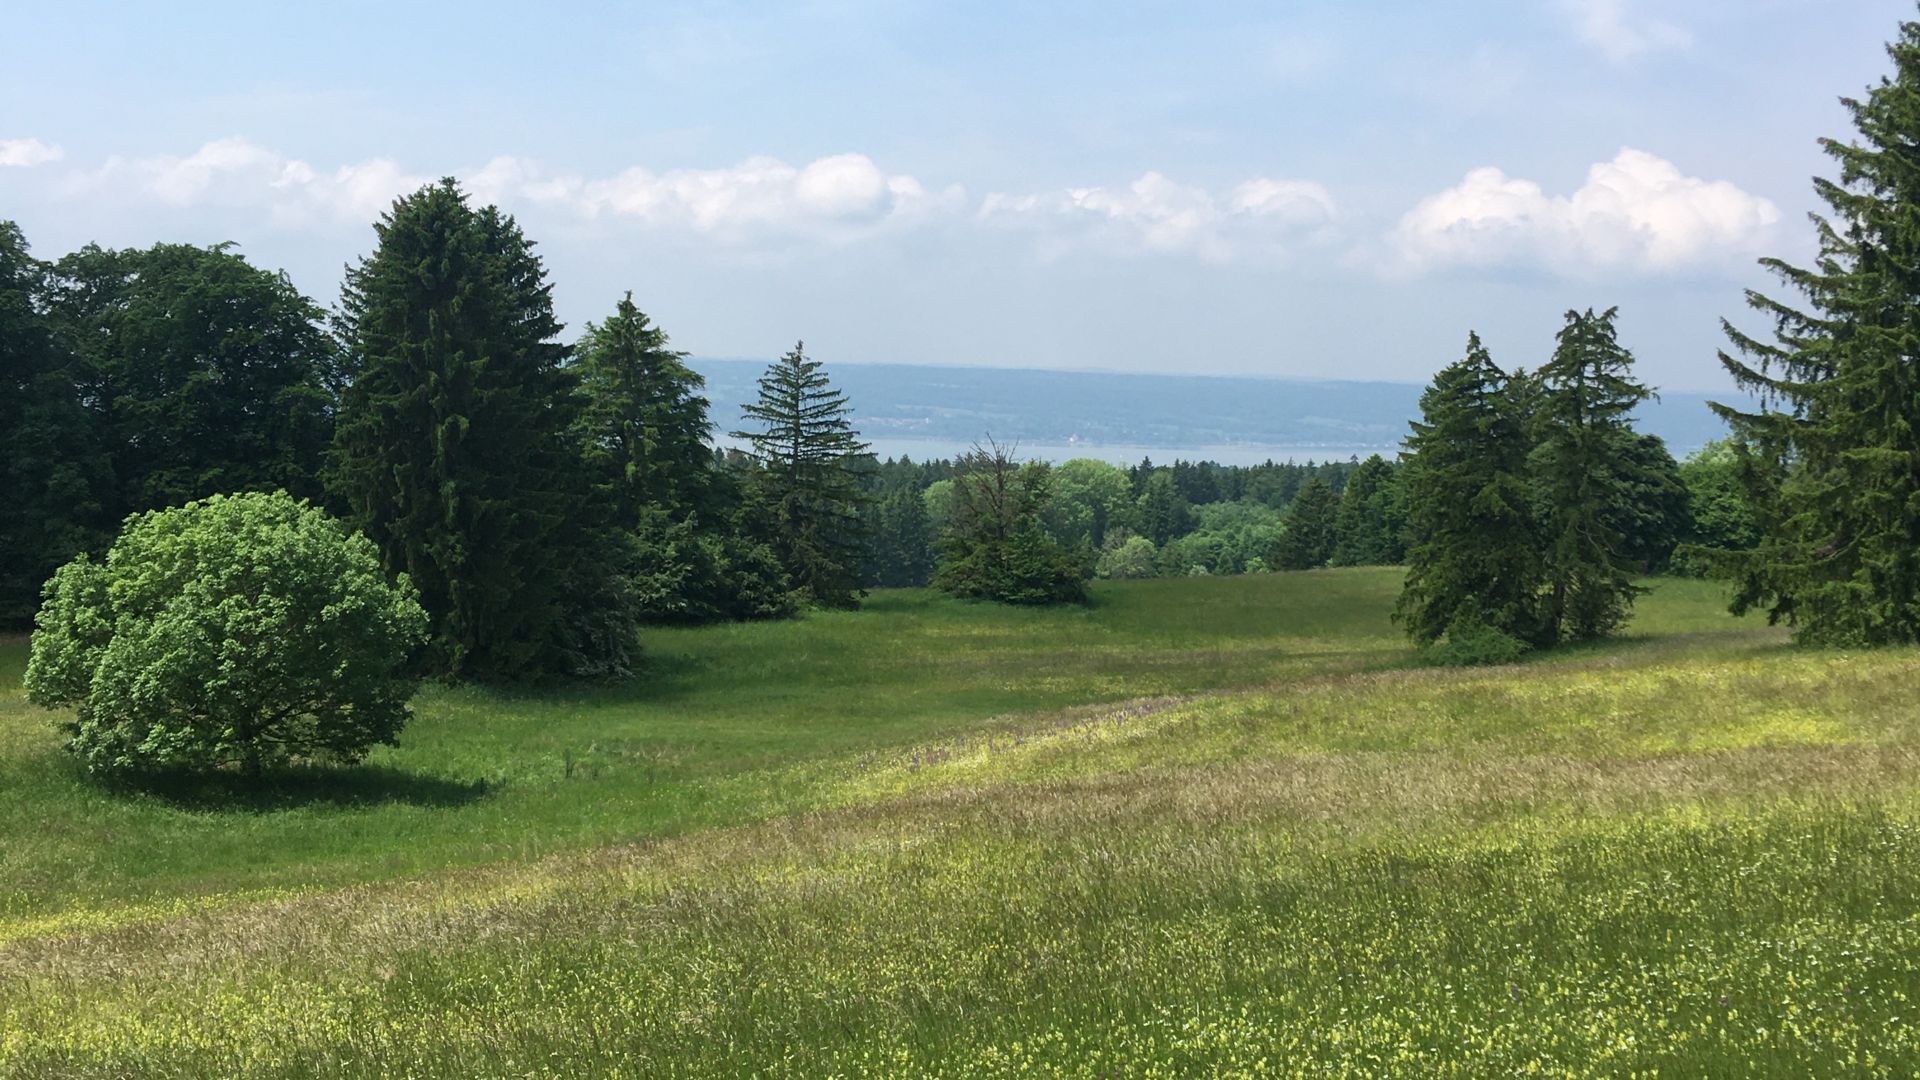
[25,492,426,775]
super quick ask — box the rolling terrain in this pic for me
[5,573,1919,1077]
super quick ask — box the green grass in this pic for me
[15,572,1920,1077]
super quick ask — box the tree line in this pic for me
[2,182,878,683]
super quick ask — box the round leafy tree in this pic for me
[25,491,428,775]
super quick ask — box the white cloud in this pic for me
[1567,0,1690,62]
[1392,148,1779,275]
[467,152,959,243]
[0,139,63,167]
[981,172,1336,262]
[58,137,427,225]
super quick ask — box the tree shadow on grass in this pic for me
[108,762,492,814]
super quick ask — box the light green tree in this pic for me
[25,492,427,775]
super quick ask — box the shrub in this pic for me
[24,492,428,775]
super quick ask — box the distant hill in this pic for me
[689,360,1750,463]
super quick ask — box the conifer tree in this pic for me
[1273,476,1337,570]
[730,343,871,608]
[1531,308,1657,643]
[573,293,715,528]
[328,181,631,679]
[1331,454,1405,566]
[1396,333,1544,646]
[932,443,1088,604]
[869,486,936,588]
[1712,18,1920,644]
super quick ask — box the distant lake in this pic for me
[693,359,1754,464]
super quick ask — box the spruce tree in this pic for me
[1331,454,1405,566]
[1712,18,1920,644]
[869,486,936,588]
[1395,333,1544,646]
[730,343,871,608]
[573,293,714,528]
[328,181,629,679]
[1531,308,1657,643]
[932,443,1088,604]
[1273,476,1336,570]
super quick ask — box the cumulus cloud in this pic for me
[1392,148,1779,275]
[1567,0,1690,62]
[0,139,63,167]
[981,172,1336,262]
[55,137,426,225]
[466,152,961,243]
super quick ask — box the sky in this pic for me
[1,0,1911,391]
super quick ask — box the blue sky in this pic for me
[1,0,1909,390]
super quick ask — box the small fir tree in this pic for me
[1711,18,1920,644]
[573,293,715,528]
[932,443,1089,604]
[1530,307,1658,643]
[1395,333,1544,648]
[1273,476,1337,570]
[868,486,937,588]
[730,343,872,608]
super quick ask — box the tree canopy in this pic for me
[24,492,426,775]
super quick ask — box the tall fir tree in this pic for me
[1395,333,1545,646]
[1712,18,1920,644]
[1273,476,1337,570]
[573,293,715,528]
[328,180,632,679]
[1530,308,1658,643]
[730,343,871,608]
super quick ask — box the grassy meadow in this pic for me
[8,571,1920,1077]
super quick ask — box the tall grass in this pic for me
[12,573,1908,1077]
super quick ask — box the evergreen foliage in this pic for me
[1331,454,1406,567]
[327,181,631,679]
[1132,471,1196,546]
[1396,334,1545,647]
[574,294,793,622]
[24,492,427,775]
[1273,477,1337,570]
[932,444,1090,604]
[1530,308,1660,643]
[573,292,715,528]
[731,344,872,608]
[868,487,937,588]
[1710,20,1920,645]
